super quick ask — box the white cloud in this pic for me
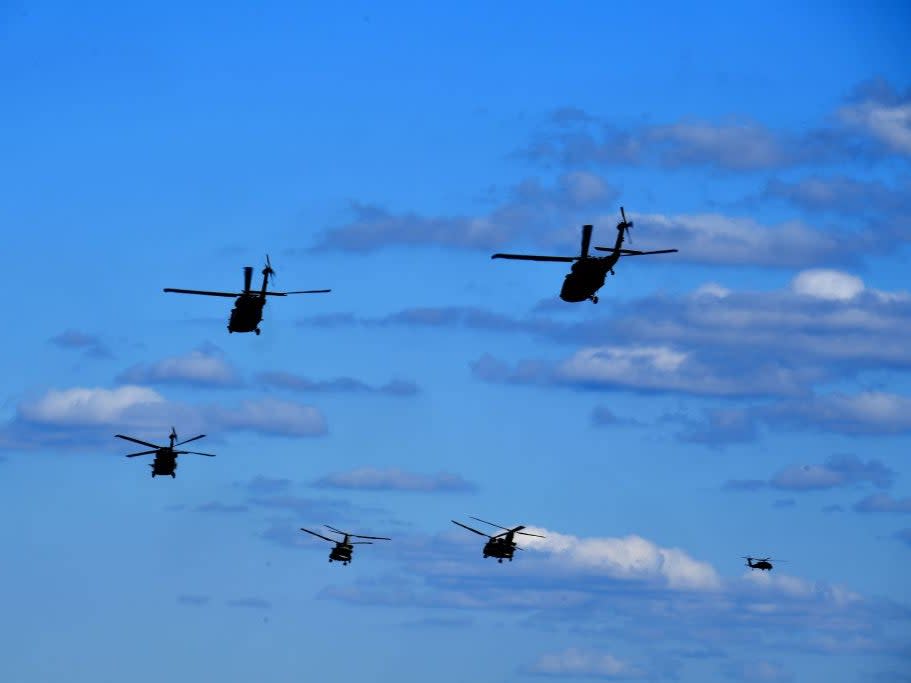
[840,100,911,155]
[791,269,864,301]
[519,528,722,591]
[118,350,240,387]
[767,391,911,435]
[18,386,166,425]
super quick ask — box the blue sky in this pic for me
[1,2,910,681]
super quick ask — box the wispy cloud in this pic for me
[258,371,418,396]
[723,455,896,492]
[524,648,647,679]
[48,329,112,359]
[312,467,476,493]
[854,494,911,514]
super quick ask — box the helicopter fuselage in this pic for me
[228,294,266,334]
[151,450,177,478]
[482,537,517,562]
[560,256,619,302]
[329,543,354,565]
[746,559,773,571]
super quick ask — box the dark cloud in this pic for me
[763,392,911,436]
[854,494,911,514]
[724,455,896,493]
[838,79,911,157]
[257,371,418,396]
[312,467,477,493]
[48,329,112,359]
[763,176,911,218]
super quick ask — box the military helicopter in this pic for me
[164,255,330,335]
[743,556,785,571]
[451,516,545,563]
[114,428,215,478]
[299,525,391,565]
[491,207,677,303]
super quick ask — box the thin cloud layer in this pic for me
[524,648,647,679]
[312,467,476,493]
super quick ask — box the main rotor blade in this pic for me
[324,525,347,536]
[125,449,157,457]
[469,516,513,532]
[350,541,373,545]
[451,520,492,538]
[517,530,546,538]
[300,527,335,543]
[174,434,206,446]
[491,254,578,262]
[177,451,217,457]
[115,434,161,449]
[351,534,391,541]
[163,288,239,298]
[594,247,678,256]
[279,289,332,295]
[580,224,592,258]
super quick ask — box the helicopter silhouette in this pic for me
[114,428,215,478]
[451,517,545,563]
[299,525,391,565]
[164,255,330,335]
[743,556,785,571]
[491,207,677,303]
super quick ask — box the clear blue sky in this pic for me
[1,3,910,682]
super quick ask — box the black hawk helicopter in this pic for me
[114,428,215,478]
[743,556,785,572]
[299,525,391,565]
[451,516,545,563]
[164,255,330,335]
[491,207,677,303]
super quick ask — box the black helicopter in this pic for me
[114,428,215,478]
[491,207,677,303]
[299,525,391,565]
[164,256,330,335]
[743,556,785,572]
[451,517,545,563]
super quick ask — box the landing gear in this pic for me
[171,473,176,478]
[498,559,503,563]
[590,295,599,304]
[254,328,261,336]
[227,327,233,333]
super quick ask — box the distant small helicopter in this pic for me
[164,255,330,335]
[114,428,215,478]
[743,556,785,571]
[299,525,391,565]
[451,516,545,563]
[491,207,677,303]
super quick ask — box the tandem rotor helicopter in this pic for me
[114,428,216,478]
[451,517,545,563]
[743,556,785,572]
[492,207,677,303]
[164,256,330,335]
[300,525,391,565]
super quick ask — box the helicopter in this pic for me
[299,525,391,565]
[451,516,545,563]
[742,556,785,571]
[114,427,215,478]
[491,207,677,303]
[164,255,330,335]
